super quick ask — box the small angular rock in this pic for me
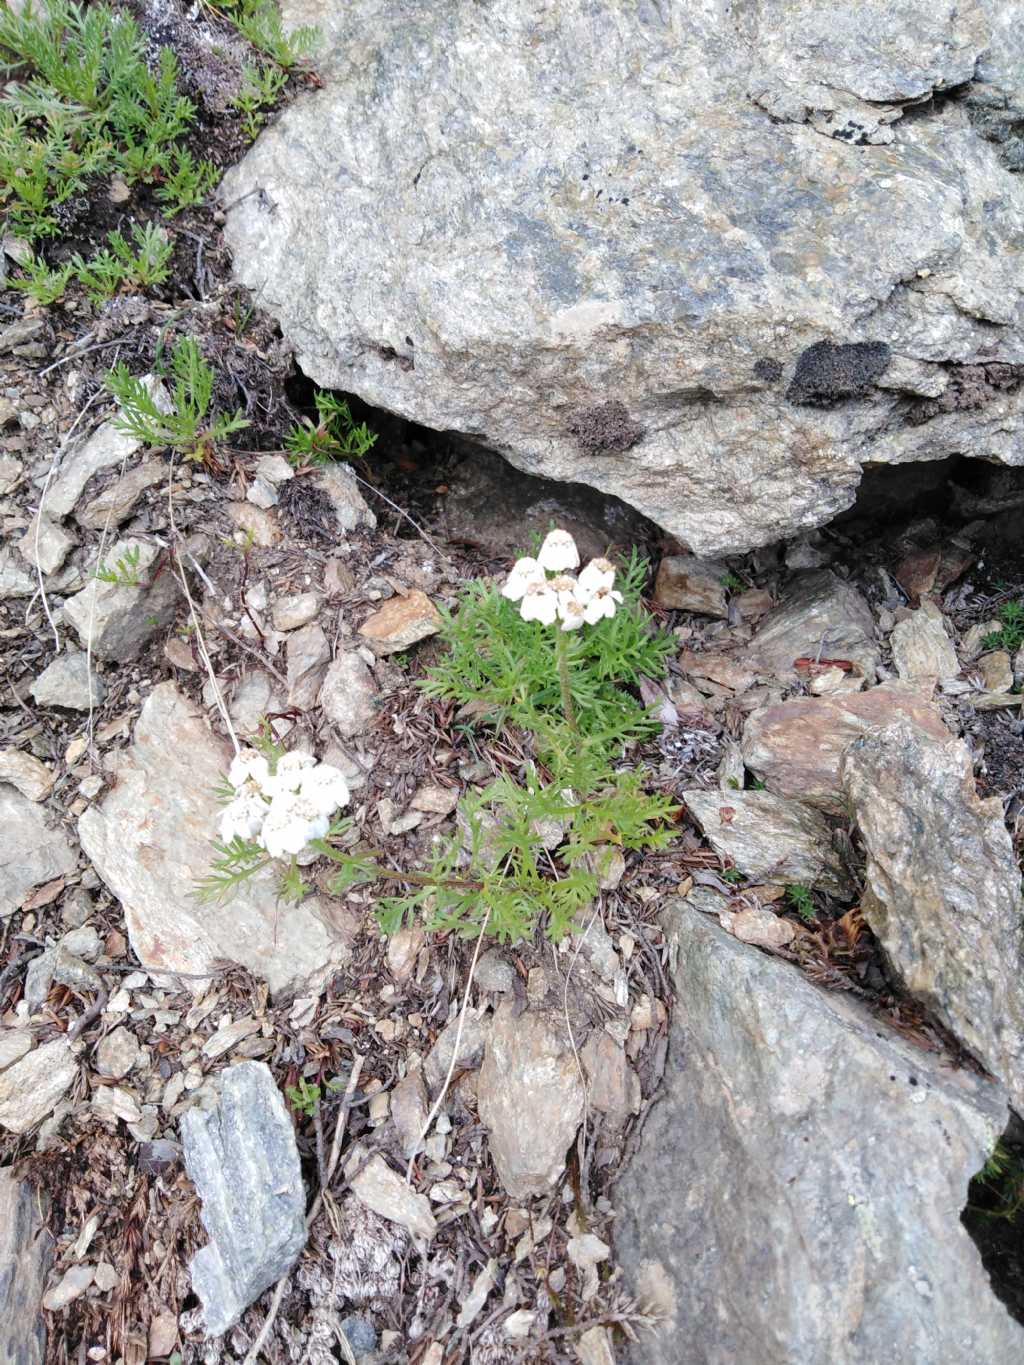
[653,555,729,617]
[96,1026,140,1080]
[975,650,1013,693]
[30,650,106,710]
[477,1005,585,1199]
[62,538,182,663]
[682,789,846,894]
[287,622,331,708]
[0,788,77,916]
[76,459,165,529]
[358,591,441,655]
[271,592,321,631]
[0,750,55,802]
[742,682,950,814]
[890,602,959,682]
[747,570,878,683]
[0,1039,77,1134]
[48,392,161,518]
[390,1070,429,1158]
[581,1031,640,1130]
[0,547,35,597]
[424,1007,489,1093]
[313,464,376,533]
[182,1062,307,1336]
[319,650,379,737]
[18,513,76,575]
[344,1144,437,1239]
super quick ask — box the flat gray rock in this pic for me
[477,1005,585,1200]
[30,649,106,711]
[0,787,77,917]
[746,570,879,684]
[182,1062,307,1336]
[223,0,1024,555]
[0,1169,52,1365]
[62,537,181,664]
[842,717,1024,1110]
[682,787,847,894]
[78,682,352,995]
[615,899,1024,1364]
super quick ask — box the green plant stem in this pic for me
[554,628,578,732]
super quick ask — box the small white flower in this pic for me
[259,791,330,859]
[261,750,316,798]
[219,793,267,845]
[537,528,580,573]
[501,555,546,602]
[549,575,585,631]
[582,585,623,624]
[577,557,616,600]
[228,749,270,791]
[299,763,351,817]
[519,580,560,625]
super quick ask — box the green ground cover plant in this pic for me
[204,0,319,71]
[0,1,204,238]
[201,532,678,945]
[105,334,250,464]
[983,601,1024,654]
[285,388,379,466]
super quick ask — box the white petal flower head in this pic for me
[219,793,267,845]
[519,580,560,626]
[299,762,351,817]
[259,792,330,859]
[577,557,616,600]
[549,575,585,631]
[582,585,624,624]
[227,748,270,792]
[537,528,580,573]
[501,555,545,602]
[262,750,316,798]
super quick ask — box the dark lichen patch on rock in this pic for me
[910,363,1024,424]
[786,340,891,406]
[566,401,645,456]
[753,357,783,383]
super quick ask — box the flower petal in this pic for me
[537,528,580,573]
[577,558,616,599]
[520,584,559,625]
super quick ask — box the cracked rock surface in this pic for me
[225,0,1024,554]
[615,900,1024,1365]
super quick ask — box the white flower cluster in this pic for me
[501,529,623,630]
[219,749,350,860]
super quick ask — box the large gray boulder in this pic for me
[223,0,1024,555]
[614,897,1024,1364]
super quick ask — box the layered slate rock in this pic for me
[224,0,1024,555]
[842,718,1024,1111]
[741,681,951,813]
[615,900,1024,1365]
[681,788,847,893]
[78,682,351,995]
[182,1062,307,1336]
[0,1170,52,1365]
